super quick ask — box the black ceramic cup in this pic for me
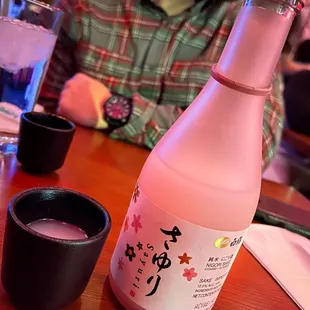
[1,187,111,310]
[17,112,75,174]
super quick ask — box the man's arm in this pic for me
[111,69,284,171]
[39,0,80,112]
[110,94,183,149]
[281,52,310,74]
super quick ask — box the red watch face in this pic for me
[105,96,131,120]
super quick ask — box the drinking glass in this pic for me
[0,0,63,154]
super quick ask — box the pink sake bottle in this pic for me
[110,1,302,309]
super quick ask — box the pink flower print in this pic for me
[132,184,140,203]
[118,257,124,270]
[183,268,198,281]
[131,214,142,233]
[124,216,129,232]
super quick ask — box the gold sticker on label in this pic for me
[214,237,230,249]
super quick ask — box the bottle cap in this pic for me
[244,0,304,13]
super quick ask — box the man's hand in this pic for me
[58,73,111,129]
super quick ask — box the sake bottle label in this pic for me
[111,184,248,310]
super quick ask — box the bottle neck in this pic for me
[152,0,301,189]
[216,2,296,88]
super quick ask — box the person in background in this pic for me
[284,70,310,136]
[281,0,310,76]
[281,0,310,136]
[40,0,284,171]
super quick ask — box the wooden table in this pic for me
[0,127,309,310]
[282,128,310,158]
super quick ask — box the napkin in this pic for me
[243,224,310,310]
[0,102,44,134]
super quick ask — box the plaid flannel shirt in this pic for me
[40,0,284,170]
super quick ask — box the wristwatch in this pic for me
[103,93,133,132]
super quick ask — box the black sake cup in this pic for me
[17,112,75,174]
[1,187,111,310]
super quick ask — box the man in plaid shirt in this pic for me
[40,0,284,170]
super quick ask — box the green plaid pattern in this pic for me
[41,0,284,170]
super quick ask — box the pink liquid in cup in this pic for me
[27,219,88,240]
